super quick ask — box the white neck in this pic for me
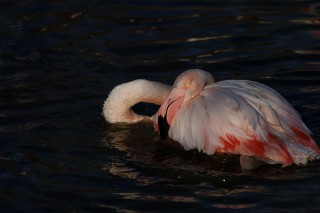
[103,79,171,123]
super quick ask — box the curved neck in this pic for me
[103,79,171,123]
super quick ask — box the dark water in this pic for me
[1,0,320,212]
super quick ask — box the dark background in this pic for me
[0,1,320,212]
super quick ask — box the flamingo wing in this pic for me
[169,80,319,165]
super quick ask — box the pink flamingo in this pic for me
[103,69,319,169]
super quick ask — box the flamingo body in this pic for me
[104,69,319,167]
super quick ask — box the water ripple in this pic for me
[1,0,320,212]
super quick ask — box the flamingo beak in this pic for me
[158,114,170,140]
[156,87,186,140]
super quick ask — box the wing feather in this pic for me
[169,80,318,165]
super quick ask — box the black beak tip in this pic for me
[158,115,170,140]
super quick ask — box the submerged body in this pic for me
[103,69,319,168]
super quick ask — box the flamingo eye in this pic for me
[184,81,190,88]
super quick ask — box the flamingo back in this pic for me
[168,80,319,166]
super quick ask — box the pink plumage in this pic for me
[154,69,319,167]
[104,69,319,168]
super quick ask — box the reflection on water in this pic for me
[1,0,320,212]
[103,119,320,184]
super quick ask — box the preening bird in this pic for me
[103,69,319,168]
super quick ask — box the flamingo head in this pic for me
[154,69,215,139]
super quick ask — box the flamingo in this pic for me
[103,69,319,168]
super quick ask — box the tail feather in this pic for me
[291,127,318,151]
[284,130,319,165]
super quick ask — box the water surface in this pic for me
[1,0,320,212]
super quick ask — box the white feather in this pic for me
[103,79,171,123]
[169,79,318,165]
